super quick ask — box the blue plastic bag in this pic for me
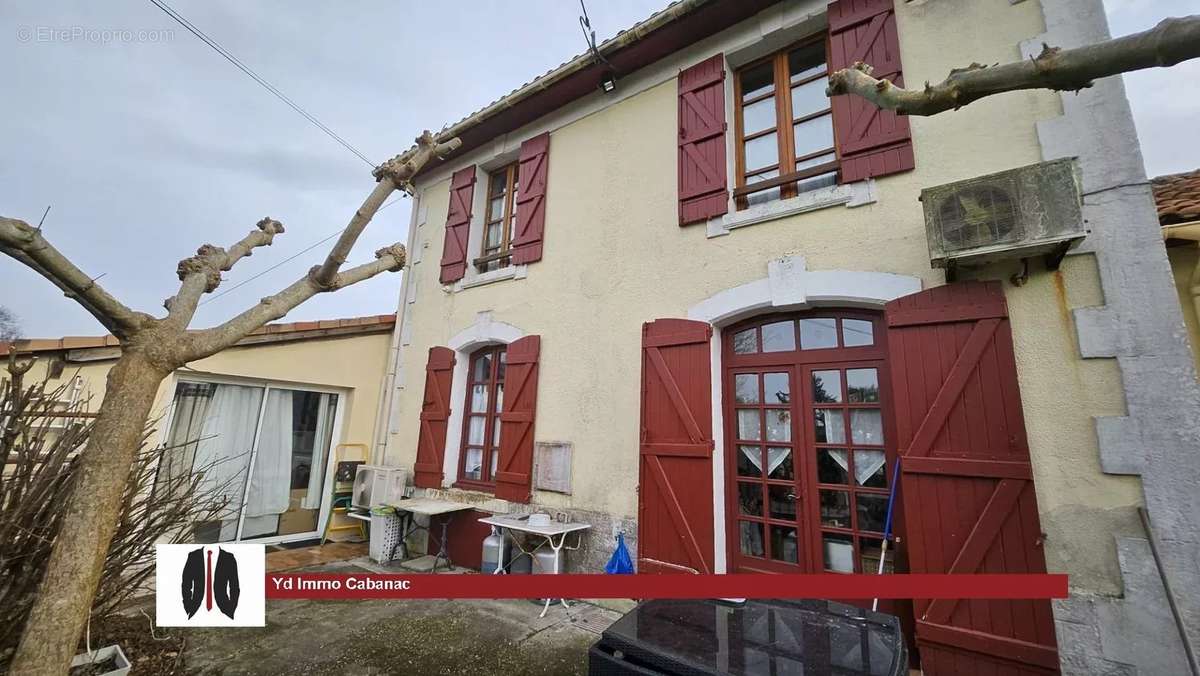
[604,533,635,574]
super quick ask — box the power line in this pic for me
[198,196,407,307]
[148,0,375,167]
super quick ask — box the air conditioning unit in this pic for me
[922,158,1085,270]
[352,465,408,510]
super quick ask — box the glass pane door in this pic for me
[241,388,338,540]
[730,369,806,570]
[805,364,892,574]
[159,381,338,543]
[159,382,265,543]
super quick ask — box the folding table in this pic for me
[479,514,591,617]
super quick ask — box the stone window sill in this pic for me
[449,264,528,292]
[706,179,877,238]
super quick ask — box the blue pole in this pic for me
[872,457,902,612]
[881,456,901,543]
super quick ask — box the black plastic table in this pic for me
[589,598,906,675]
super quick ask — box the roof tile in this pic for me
[1152,169,1200,225]
[0,313,395,357]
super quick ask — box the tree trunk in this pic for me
[9,353,169,675]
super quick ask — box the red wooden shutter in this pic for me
[413,346,456,489]
[511,133,549,265]
[495,335,540,503]
[637,319,714,574]
[885,282,1059,675]
[677,54,728,226]
[439,166,476,284]
[828,0,915,183]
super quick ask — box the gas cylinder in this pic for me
[481,527,504,574]
[533,547,564,574]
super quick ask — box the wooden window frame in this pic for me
[732,35,838,210]
[722,310,899,581]
[474,163,519,271]
[455,344,506,490]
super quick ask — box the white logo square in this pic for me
[155,544,265,627]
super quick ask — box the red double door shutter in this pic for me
[637,319,715,574]
[412,338,540,502]
[885,282,1059,675]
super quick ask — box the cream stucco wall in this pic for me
[1168,243,1200,376]
[386,0,1142,593]
[21,332,391,452]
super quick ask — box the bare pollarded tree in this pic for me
[0,130,459,675]
[826,15,1199,116]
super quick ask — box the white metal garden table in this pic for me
[478,514,591,617]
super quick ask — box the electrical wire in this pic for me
[147,0,406,308]
[197,196,406,307]
[148,0,375,167]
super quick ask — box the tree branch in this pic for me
[826,15,1200,116]
[0,217,150,336]
[182,243,406,360]
[180,129,458,360]
[165,217,285,327]
[311,130,461,287]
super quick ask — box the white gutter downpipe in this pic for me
[371,191,422,465]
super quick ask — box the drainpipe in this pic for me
[371,190,422,465]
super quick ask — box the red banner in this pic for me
[266,573,1067,600]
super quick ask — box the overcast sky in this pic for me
[2,0,1196,338]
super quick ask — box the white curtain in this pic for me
[156,383,213,497]
[246,389,293,518]
[302,393,333,509]
[825,449,887,486]
[191,384,264,539]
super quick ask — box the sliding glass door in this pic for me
[158,379,341,544]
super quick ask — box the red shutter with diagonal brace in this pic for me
[886,282,1059,675]
[511,133,549,265]
[828,0,914,183]
[439,166,476,284]
[637,319,714,574]
[413,346,455,489]
[677,54,728,226]
[495,335,540,503]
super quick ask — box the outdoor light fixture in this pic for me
[599,70,617,94]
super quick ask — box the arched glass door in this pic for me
[723,311,898,576]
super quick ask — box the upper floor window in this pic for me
[458,344,506,487]
[476,162,520,272]
[734,39,837,210]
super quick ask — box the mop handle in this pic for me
[872,458,902,612]
[881,456,901,544]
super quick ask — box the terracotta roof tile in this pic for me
[0,313,395,357]
[1152,169,1200,225]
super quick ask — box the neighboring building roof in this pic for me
[409,0,781,179]
[1152,169,1200,226]
[0,314,395,358]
